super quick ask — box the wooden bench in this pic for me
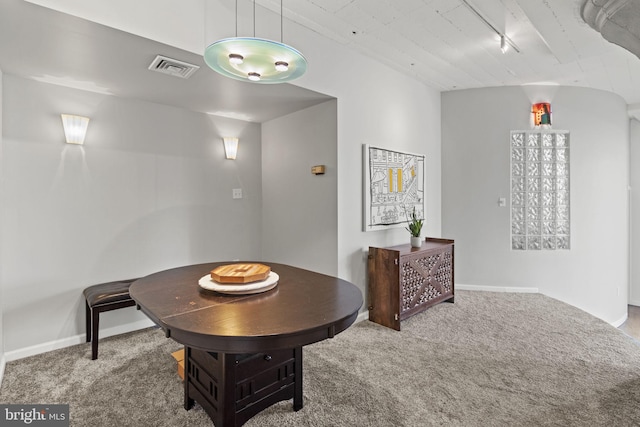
[83,279,138,360]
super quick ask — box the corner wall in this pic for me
[1,75,263,355]
[0,68,5,382]
[288,21,442,301]
[630,119,640,305]
[36,0,444,313]
[442,85,629,324]
[261,100,338,275]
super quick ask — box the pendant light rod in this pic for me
[204,0,307,83]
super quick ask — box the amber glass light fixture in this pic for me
[532,103,552,126]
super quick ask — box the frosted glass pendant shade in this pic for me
[204,37,307,84]
[61,114,90,145]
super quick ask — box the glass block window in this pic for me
[511,131,570,250]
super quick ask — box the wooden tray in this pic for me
[211,263,271,284]
[199,272,279,295]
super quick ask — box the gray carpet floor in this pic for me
[2,290,640,426]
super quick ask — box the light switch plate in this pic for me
[232,188,243,199]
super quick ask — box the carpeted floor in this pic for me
[2,290,640,426]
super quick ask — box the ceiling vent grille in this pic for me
[148,55,199,79]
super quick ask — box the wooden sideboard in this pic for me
[368,238,454,330]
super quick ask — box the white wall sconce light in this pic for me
[223,137,239,159]
[61,114,90,145]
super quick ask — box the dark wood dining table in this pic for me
[130,262,363,427]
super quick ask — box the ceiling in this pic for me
[0,0,333,123]
[257,0,640,107]
[582,0,640,64]
[1,0,639,122]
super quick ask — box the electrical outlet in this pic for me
[232,188,243,199]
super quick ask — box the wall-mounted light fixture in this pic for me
[532,103,552,126]
[61,114,90,145]
[223,137,239,159]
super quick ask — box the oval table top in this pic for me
[130,262,363,354]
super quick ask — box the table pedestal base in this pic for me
[184,346,303,427]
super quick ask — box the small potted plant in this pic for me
[405,206,424,248]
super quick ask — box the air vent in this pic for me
[148,55,199,79]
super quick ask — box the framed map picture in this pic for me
[363,144,425,232]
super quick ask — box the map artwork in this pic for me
[364,145,425,231]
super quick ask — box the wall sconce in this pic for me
[223,137,239,159]
[532,103,552,126]
[61,114,90,145]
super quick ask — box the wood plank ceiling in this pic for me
[259,0,640,109]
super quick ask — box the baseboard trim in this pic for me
[0,354,6,387]
[458,284,629,327]
[456,284,539,293]
[611,313,628,328]
[356,310,369,323]
[355,286,539,323]
[4,319,155,362]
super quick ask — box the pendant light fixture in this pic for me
[204,0,307,84]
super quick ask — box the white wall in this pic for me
[285,15,442,302]
[442,86,629,324]
[0,67,5,381]
[630,119,640,305]
[262,100,338,275]
[1,75,263,354]
[35,0,443,309]
[4,0,442,357]
[205,1,442,306]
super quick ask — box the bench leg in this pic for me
[91,309,100,360]
[85,302,91,343]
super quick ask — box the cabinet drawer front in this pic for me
[235,349,296,410]
[235,348,295,378]
[400,249,453,313]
